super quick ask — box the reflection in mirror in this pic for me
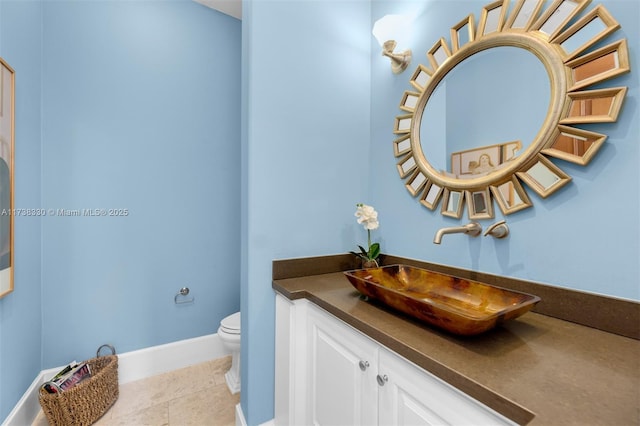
[561,87,627,124]
[567,40,630,91]
[553,6,619,61]
[517,155,571,198]
[393,134,412,157]
[465,188,494,219]
[478,1,507,37]
[506,0,544,30]
[450,15,475,52]
[450,141,522,179]
[442,189,464,218]
[490,177,532,214]
[394,114,412,133]
[420,182,443,210]
[397,154,417,178]
[526,163,559,188]
[429,39,451,70]
[559,18,605,55]
[406,170,428,196]
[542,125,606,165]
[400,92,420,112]
[410,65,432,91]
[532,0,590,40]
[421,47,548,175]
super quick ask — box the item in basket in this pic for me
[41,361,77,394]
[50,361,78,382]
[59,362,91,390]
[41,361,92,393]
[41,381,61,394]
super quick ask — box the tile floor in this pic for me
[33,356,240,426]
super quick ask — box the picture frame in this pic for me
[0,57,15,299]
[450,140,521,178]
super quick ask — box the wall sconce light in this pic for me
[372,14,413,74]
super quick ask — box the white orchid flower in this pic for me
[351,203,381,266]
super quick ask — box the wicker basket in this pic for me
[39,349,119,426]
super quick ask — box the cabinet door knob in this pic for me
[376,374,388,386]
[359,360,370,371]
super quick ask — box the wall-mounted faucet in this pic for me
[433,222,482,244]
[484,220,509,239]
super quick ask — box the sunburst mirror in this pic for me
[393,0,630,219]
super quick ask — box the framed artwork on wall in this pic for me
[0,57,14,299]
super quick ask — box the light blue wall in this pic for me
[39,0,241,367]
[0,0,240,420]
[0,0,43,419]
[241,1,372,423]
[371,0,639,301]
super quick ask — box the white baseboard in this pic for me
[236,403,247,426]
[117,333,227,385]
[234,403,274,426]
[2,333,227,426]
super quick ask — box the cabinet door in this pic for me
[307,304,379,426]
[378,349,515,426]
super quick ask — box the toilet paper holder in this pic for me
[174,287,194,304]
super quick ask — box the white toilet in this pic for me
[218,311,241,394]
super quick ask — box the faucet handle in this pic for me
[484,220,509,239]
[465,222,482,237]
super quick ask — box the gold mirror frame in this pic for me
[394,0,630,218]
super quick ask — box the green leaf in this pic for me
[349,251,366,260]
[368,243,380,259]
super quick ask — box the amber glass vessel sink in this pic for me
[344,264,541,336]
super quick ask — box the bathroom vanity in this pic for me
[272,255,639,425]
[275,295,517,425]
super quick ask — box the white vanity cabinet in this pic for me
[306,299,379,425]
[376,348,513,425]
[274,293,515,426]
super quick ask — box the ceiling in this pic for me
[193,0,241,20]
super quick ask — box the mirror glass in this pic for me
[397,154,417,178]
[482,6,503,35]
[442,189,463,218]
[561,17,606,55]
[528,162,560,189]
[553,5,620,60]
[406,171,427,196]
[568,40,629,91]
[562,87,626,123]
[448,191,461,211]
[455,23,471,49]
[538,1,577,36]
[543,125,606,165]
[552,131,594,155]
[491,179,531,214]
[466,189,494,219]
[420,46,550,177]
[421,183,442,209]
[508,0,540,29]
[517,156,571,197]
